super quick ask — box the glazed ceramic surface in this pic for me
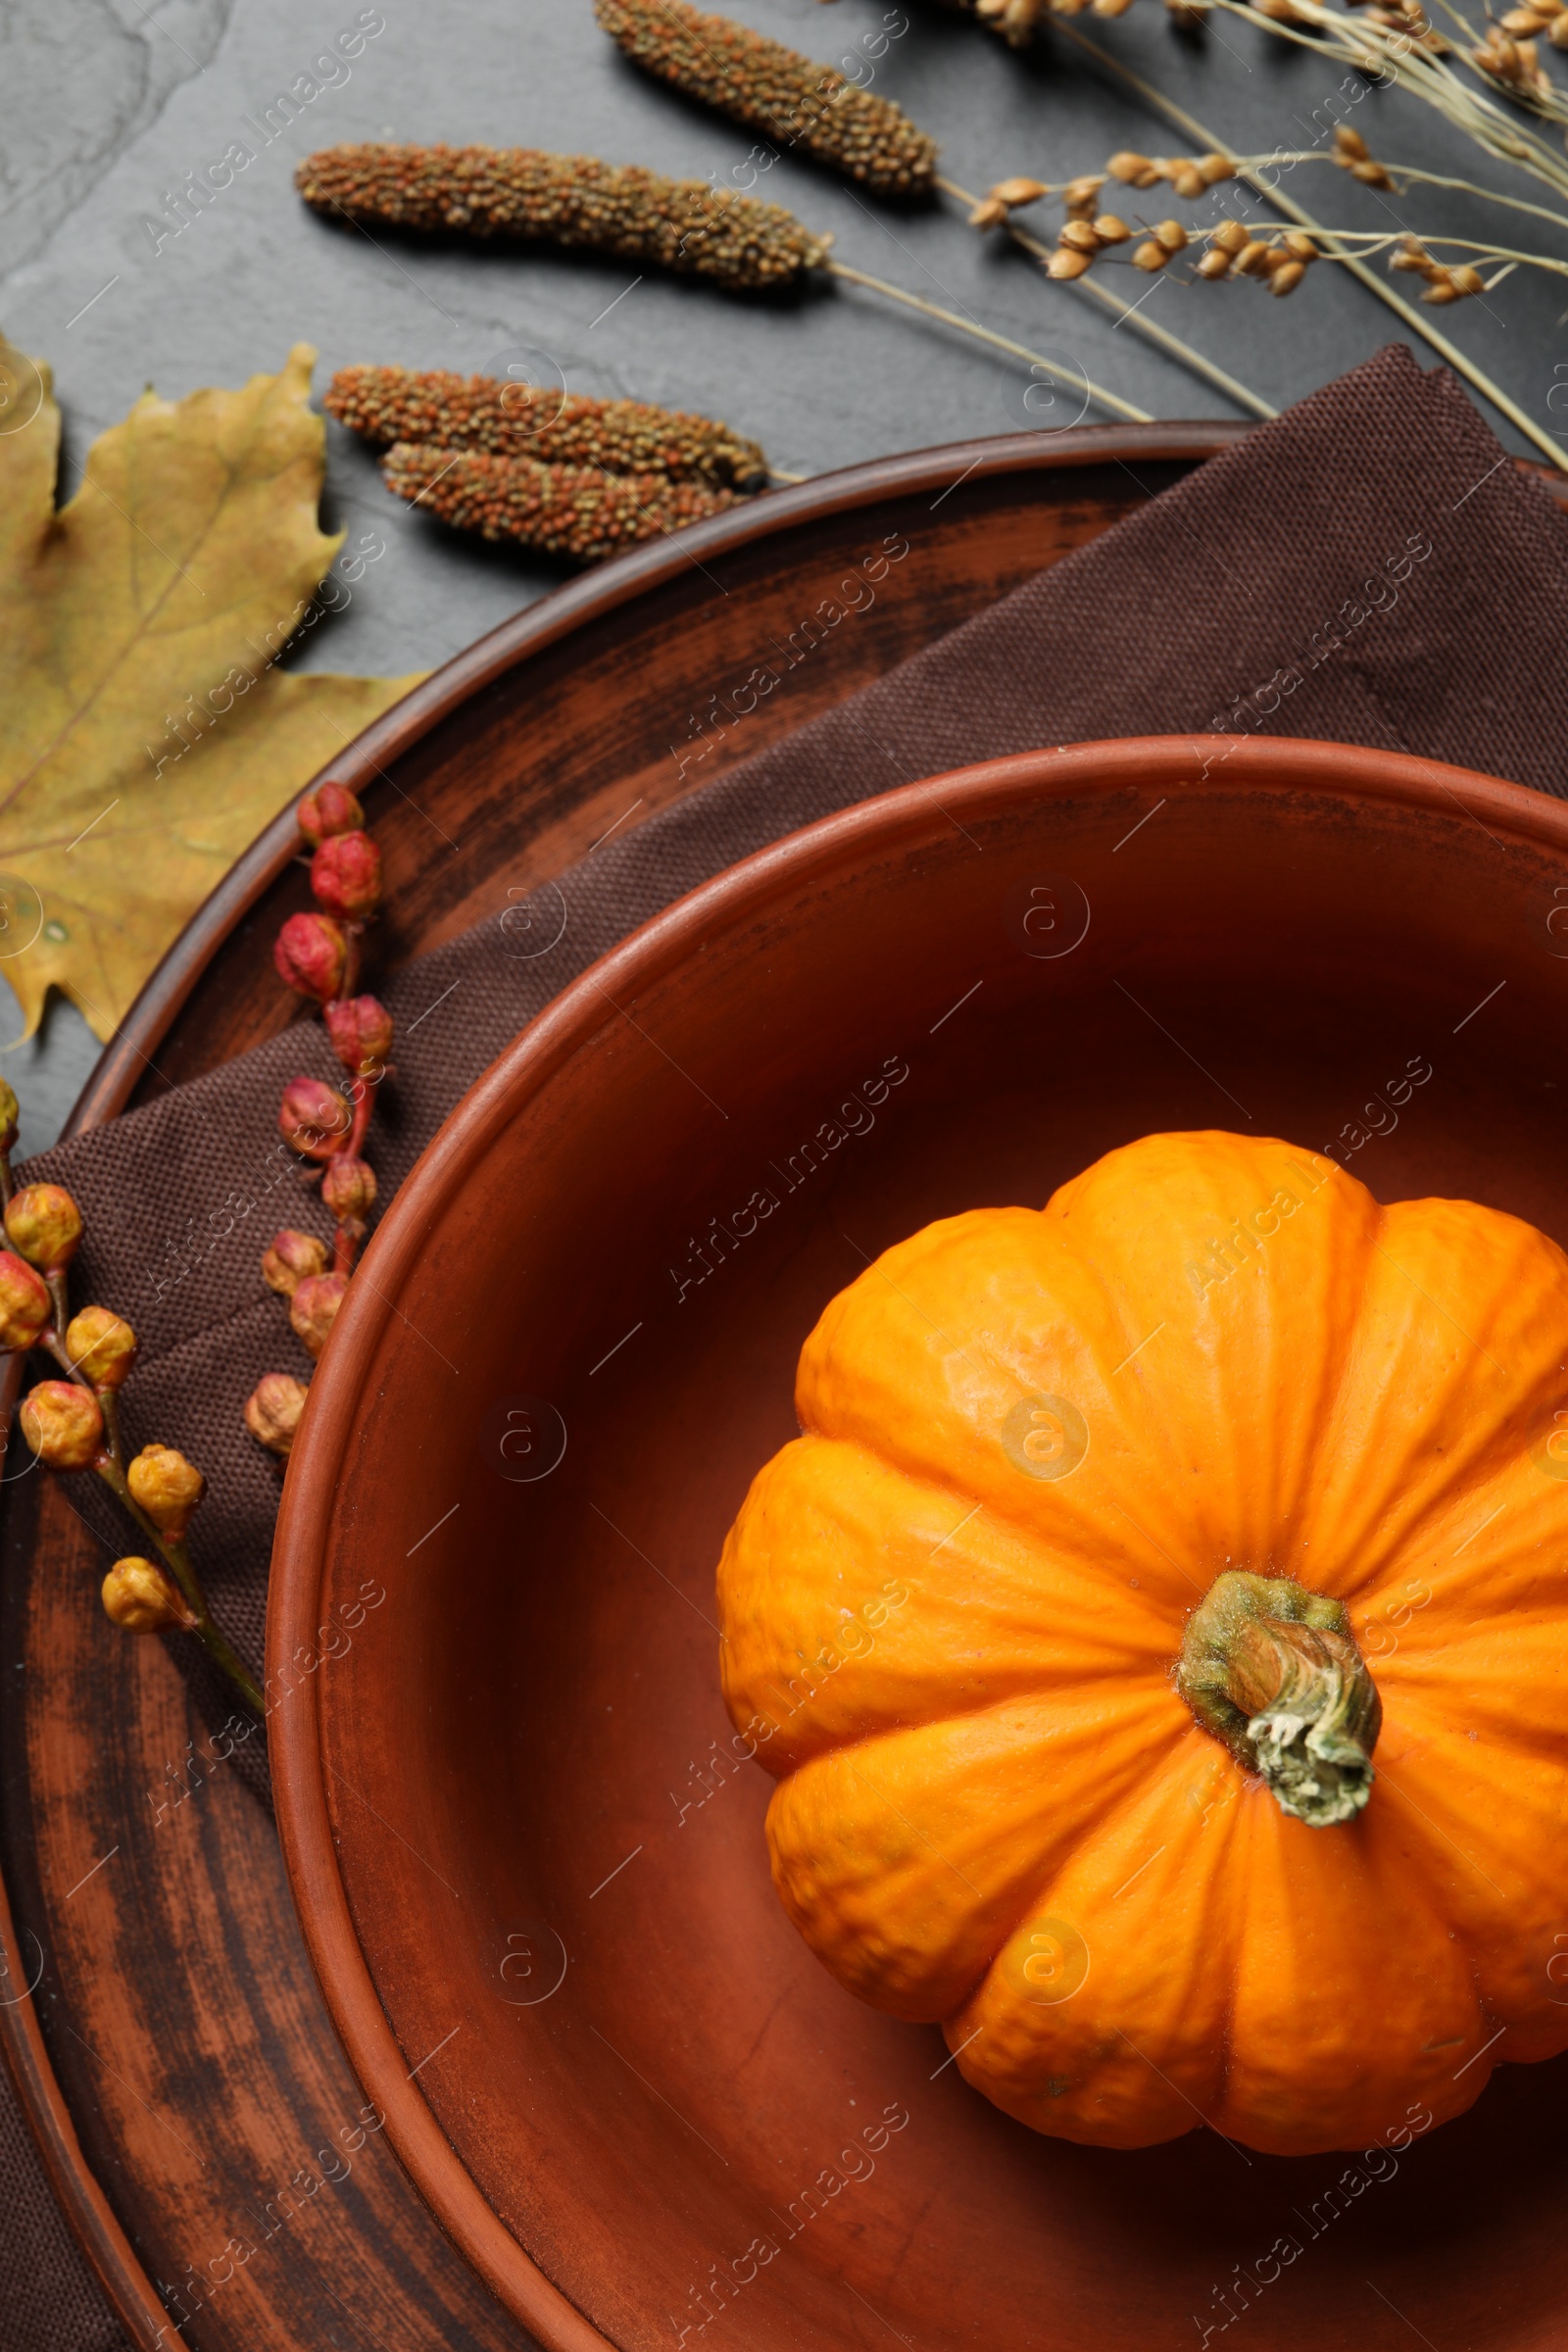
[274,736,1568,2352]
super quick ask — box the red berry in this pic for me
[244,1373,310,1458]
[323,993,394,1076]
[20,1381,104,1471]
[0,1251,51,1351]
[298,782,366,845]
[322,1154,377,1232]
[279,1076,353,1162]
[5,1184,82,1273]
[311,830,381,921]
[291,1271,348,1360]
[261,1229,329,1298]
[273,910,349,1002]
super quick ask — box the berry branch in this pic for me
[243,784,395,1461]
[0,1108,261,1710]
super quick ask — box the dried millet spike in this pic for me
[381,444,738,564]
[595,0,937,198]
[296,143,829,292]
[325,365,769,491]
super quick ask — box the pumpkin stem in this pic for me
[1176,1572,1381,1828]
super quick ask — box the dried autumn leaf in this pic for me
[0,335,420,1040]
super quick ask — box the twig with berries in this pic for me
[243,784,394,1463]
[0,1088,261,1709]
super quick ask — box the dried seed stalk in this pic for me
[595,0,938,196]
[382,444,738,563]
[326,366,769,490]
[1329,123,1396,189]
[948,0,1568,227]
[1389,236,1487,300]
[936,169,1276,416]
[297,143,829,291]
[1200,208,1553,300]
[1105,146,1234,194]
[962,135,1564,315]
[1049,22,1568,472]
[1232,131,1568,243]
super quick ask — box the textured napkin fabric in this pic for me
[8,341,1568,2350]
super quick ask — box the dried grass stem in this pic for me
[825,258,1152,417]
[1054,24,1568,472]
[937,171,1278,416]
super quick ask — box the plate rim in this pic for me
[269,729,1568,2351]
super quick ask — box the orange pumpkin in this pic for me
[716,1130,1568,2156]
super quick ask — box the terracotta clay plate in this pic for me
[0,424,1309,2352]
[272,735,1568,2352]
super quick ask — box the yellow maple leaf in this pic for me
[0,335,422,1041]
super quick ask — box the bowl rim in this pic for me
[270,730,1568,2346]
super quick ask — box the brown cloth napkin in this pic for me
[8,340,1568,2350]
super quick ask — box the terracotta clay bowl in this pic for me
[271,734,1568,2352]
